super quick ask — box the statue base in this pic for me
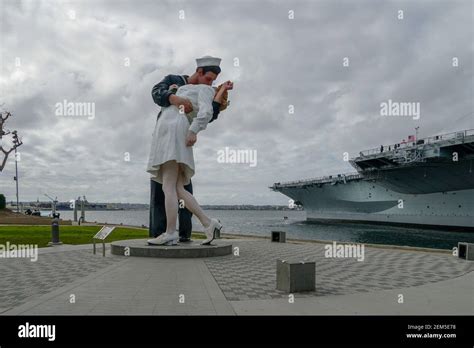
[110,239,232,258]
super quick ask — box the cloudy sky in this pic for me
[0,0,472,205]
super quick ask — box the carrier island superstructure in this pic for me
[271,129,474,229]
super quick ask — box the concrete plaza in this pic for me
[1,237,473,315]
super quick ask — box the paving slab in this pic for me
[1,239,472,316]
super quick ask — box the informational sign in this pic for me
[93,226,115,257]
[93,226,115,240]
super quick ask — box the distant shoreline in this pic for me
[11,205,304,212]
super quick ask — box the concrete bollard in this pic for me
[48,217,63,246]
[458,242,474,261]
[276,259,315,293]
[271,231,286,243]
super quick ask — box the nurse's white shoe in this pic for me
[201,219,222,245]
[147,231,179,246]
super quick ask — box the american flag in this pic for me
[407,135,415,142]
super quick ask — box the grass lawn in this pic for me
[0,225,205,248]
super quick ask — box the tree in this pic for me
[0,194,5,209]
[0,111,23,172]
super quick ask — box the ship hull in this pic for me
[278,179,474,229]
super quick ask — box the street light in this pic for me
[12,131,20,213]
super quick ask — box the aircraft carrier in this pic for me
[271,129,474,229]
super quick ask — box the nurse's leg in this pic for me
[176,169,211,228]
[161,160,179,234]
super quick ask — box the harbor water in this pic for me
[50,209,474,250]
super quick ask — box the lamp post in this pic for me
[12,131,20,213]
[14,146,19,213]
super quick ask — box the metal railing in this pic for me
[357,129,474,157]
[271,172,363,189]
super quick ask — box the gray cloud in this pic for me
[1,0,472,205]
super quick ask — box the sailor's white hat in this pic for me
[196,55,221,67]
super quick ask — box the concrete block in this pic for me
[271,231,286,243]
[458,242,474,261]
[276,259,315,292]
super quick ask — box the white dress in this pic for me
[147,84,215,185]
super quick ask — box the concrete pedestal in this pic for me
[276,259,315,292]
[111,239,232,258]
[271,231,286,243]
[458,242,474,261]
